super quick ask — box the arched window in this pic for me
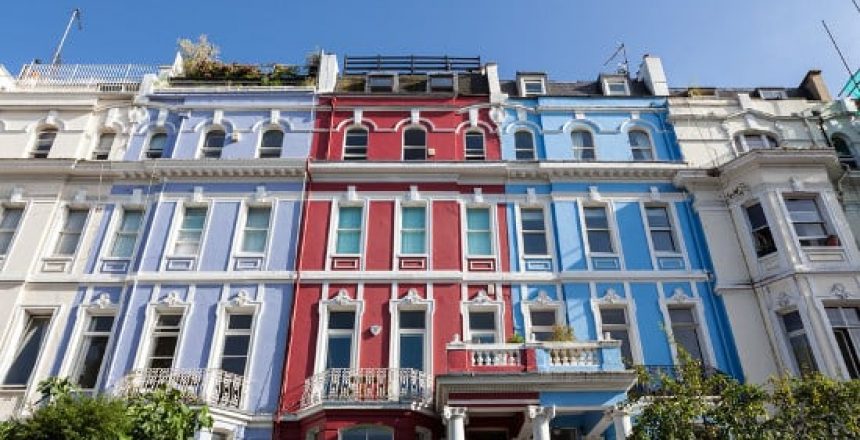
[571,130,595,161]
[260,129,283,158]
[31,128,57,159]
[92,131,115,160]
[146,133,168,159]
[341,426,393,440]
[628,129,654,161]
[833,135,857,169]
[344,127,368,160]
[201,129,226,159]
[733,132,778,152]
[464,130,485,160]
[403,127,426,161]
[514,130,535,160]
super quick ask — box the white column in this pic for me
[613,410,632,440]
[443,406,467,440]
[528,405,556,440]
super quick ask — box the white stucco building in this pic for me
[671,73,860,385]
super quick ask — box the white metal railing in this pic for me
[300,368,431,409]
[16,63,159,92]
[466,343,524,367]
[114,368,244,409]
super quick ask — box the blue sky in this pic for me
[2,1,859,94]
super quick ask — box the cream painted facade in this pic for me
[671,80,860,385]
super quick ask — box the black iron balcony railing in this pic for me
[343,55,482,75]
[631,364,729,397]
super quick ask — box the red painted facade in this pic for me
[278,73,512,438]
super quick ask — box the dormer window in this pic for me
[522,79,545,96]
[603,78,629,96]
[758,89,788,100]
[367,74,396,93]
[428,74,455,92]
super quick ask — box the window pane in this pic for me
[669,308,695,323]
[588,230,613,253]
[399,311,425,329]
[467,232,492,255]
[515,131,535,159]
[329,311,355,330]
[402,208,425,228]
[246,208,270,228]
[522,232,548,255]
[629,131,650,148]
[524,81,543,94]
[345,129,368,146]
[228,314,253,330]
[339,207,362,228]
[205,131,226,149]
[646,207,670,227]
[97,133,115,152]
[223,334,250,356]
[76,334,110,388]
[609,330,633,365]
[674,327,703,361]
[571,131,593,148]
[56,233,82,255]
[781,311,804,333]
[651,230,677,252]
[401,231,426,254]
[400,334,424,370]
[584,207,608,228]
[151,336,178,357]
[149,133,167,150]
[521,209,544,231]
[182,209,206,229]
[600,308,627,325]
[530,310,556,326]
[467,208,490,229]
[221,357,247,376]
[66,210,88,231]
[336,231,361,254]
[262,130,283,150]
[326,335,352,369]
[111,235,137,258]
[90,316,114,332]
[157,314,182,327]
[404,129,425,146]
[465,132,484,154]
[3,316,51,385]
[745,203,767,229]
[1,208,23,229]
[469,311,495,330]
[789,334,817,373]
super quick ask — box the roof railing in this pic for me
[343,55,482,75]
[15,63,159,92]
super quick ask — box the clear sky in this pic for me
[2,1,859,94]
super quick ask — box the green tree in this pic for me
[0,378,212,440]
[625,349,860,439]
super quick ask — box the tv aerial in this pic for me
[50,8,83,65]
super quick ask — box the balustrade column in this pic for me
[443,406,467,440]
[529,405,555,440]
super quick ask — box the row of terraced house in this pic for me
[0,52,859,440]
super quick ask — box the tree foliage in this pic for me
[626,350,860,440]
[0,378,212,440]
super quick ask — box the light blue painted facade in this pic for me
[501,93,741,438]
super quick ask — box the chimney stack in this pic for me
[638,55,669,97]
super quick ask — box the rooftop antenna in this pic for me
[602,42,629,75]
[50,8,82,66]
[822,20,860,97]
[852,0,860,15]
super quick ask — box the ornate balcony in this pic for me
[114,368,245,410]
[446,340,626,374]
[299,368,432,410]
[15,63,158,93]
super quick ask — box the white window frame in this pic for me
[144,132,168,159]
[0,204,26,262]
[659,288,717,367]
[591,286,643,365]
[732,132,779,153]
[258,128,284,159]
[464,129,486,161]
[519,77,546,96]
[340,426,394,440]
[743,199,778,259]
[462,204,496,258]
[31,127,58,159]
[166,202,211,260]
[389,288,433,373]
[580,203,620,258]
[327,200,368,261]
[627,128,655,161]
[395,201,430,258]
[68,311,117,390]
[204,289,262,400]
[427,73,456,93]
[570,129,596,161]
[0,308,57,389]
[460,286,504,344]
[217,309,256,377]
[51,206,90,258]
[602,78,630,96]
[137,304,188,370]
[235,203,273,256]
[781,194,839,248]
[343,126,369,160]
[642,203,682,256]
[199,128,227,159]
[513,129,536,160]
[105,206,146,259]
[402,126,428,161]
[775,307,819,375]
[517,205,551,258]
[366,73,397,93]
[823,304,860,379]
[521,289,564,343]
[314,288,363,373]
[92,131,116,160]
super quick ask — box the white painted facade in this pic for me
[671,83,860,385]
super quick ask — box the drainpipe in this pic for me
[325,97,337,160]
[273,157,313,438]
